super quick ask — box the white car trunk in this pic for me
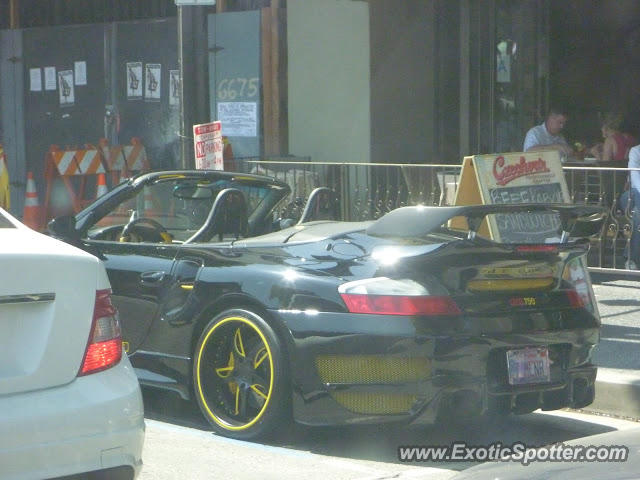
[0,227,106,395]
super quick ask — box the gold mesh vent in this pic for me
[467,278,554,292]
[315,355,431,384]
[330,391,417,414]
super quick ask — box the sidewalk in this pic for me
[585,279,640,420]
[587,369,640,419]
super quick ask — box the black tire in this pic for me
[193,308,290,440]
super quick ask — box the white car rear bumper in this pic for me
[0,355,144,480]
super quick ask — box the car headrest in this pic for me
[183,188,248,243]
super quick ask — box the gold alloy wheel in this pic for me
[195,315,275,432]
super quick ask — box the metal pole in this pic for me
[178,5,206,169]
[178,6,186,168]
[178,6,193,169]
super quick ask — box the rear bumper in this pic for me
[272,309,599,426]
[0,356,144,480]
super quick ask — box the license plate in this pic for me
[506,347,550,385]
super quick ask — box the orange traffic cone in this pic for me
[96,173,108,198]
[22,171,43,231]
[144,188,156,217]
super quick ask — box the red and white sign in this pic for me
[492,155,551,186]
[193,121,223,170]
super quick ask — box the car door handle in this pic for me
[140,271,166,285]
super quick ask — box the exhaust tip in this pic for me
[572,377,595,408]
[513,392,539,414]
[437,390,483,424]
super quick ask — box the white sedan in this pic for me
[0,208,144,479]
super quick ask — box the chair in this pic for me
[183,188,248,243]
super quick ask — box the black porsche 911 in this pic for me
[49,169,604,440]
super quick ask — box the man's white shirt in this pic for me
[523,122,569,151]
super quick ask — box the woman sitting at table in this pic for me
[589,113,637,162]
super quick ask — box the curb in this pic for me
[582,368,640,420]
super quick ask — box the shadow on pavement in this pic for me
[600,299,640,306]
[141,387,621,467]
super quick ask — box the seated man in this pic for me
[523,107,574,158]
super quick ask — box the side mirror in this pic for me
[48,215,79,240]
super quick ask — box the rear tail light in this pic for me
[566,289,585,308]
[339,277,461,316]
[562,257,595,311]
[341,294,461,315]
[515,245,558,254]
[78,289,123,376]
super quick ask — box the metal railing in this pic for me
[235,157,639,274]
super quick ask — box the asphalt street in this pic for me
[139,405,640,480]
[591,276,640,370]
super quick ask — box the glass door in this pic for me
[494,0,549,154]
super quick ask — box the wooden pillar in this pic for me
[261,0,288,156]
[261,6,274,155]
[10,0,20,29]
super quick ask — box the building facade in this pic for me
[1,0,639,217]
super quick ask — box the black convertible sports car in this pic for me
[49,169,604,440]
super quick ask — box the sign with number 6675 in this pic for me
[217,77,259,100]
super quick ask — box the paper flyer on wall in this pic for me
[126,62,143,100]
[44,66,56,90]
[217,102,257,137]
[58,70,75,106]
[74,61,87,86]
[145,63,161,101]
[29,68,42,92]
[169,70,180,107]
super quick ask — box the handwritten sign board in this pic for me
[453,151,570,243]
[193,121,223,170]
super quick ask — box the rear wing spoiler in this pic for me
[366,204,607,243]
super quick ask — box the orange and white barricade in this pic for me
[142,186,160,218]
[99,138,129,186]
[44,144,107,219]
[99,137,150,186]
[124,137,150,176]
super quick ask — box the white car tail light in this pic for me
[78,289,122,376]
[338,277,461,316]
